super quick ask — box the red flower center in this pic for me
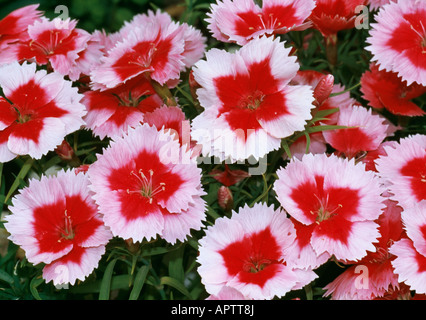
[219,227,283,287]
[400,155,426,202]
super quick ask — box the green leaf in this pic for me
[29,276,44,300]
[4,158,34,204]
[129,265,150,300]
[167,245,185,283]
[306,125,351,134]
[99,258,118,300]
[0,269,14,285]
[281,139,293,159]
[160,276,193,300]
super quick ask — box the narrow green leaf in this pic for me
[0,269,14,285]
[5,158,34,203]
[160,276,193,299]
[329,82,360,97]
[206,206,220,220]
[129,265,150,300]
[168,245,185,283]
[281,139,292,159]
[306,125,351,134]
[29,276,44,300]
[304,131,311,155]
[99,258,118,300]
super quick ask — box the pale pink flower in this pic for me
[197,203,317,300]
[366,0,426,86]
[274,153,385,263]
[375,134,426,210]
[191,36,314,162]
[87,124,206,244]
[322,105,389,159]
[390,219,426,294]
[206,286,249,300]
[0,61,86,162]
[4,170,112,286]
[368,0,396,11]
[206,0,315,45]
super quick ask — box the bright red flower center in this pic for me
[290,175,360,243]
[214,58,288,136]
[32,195,101,255]
[219,226,283,287]
[112,35,173,82]
[400,155,426,202]
[387,11,426,70]
[107,149,184,220]
[234,4,299,38]
[0,79,67,144]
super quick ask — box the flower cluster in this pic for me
[0,0,425,300]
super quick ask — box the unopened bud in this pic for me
[55,140,75,161]
[314,74,334,106]
[218,186,234,211]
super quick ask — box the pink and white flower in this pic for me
[206,0,315,45]
[375,134,426,210]
[323,196,404,300]
[0,4,42,51]
[87,123,206,244]
[274,153,385,263]
[143,105,193,149]
[322,105,389,159]
[1,17,91,77]
[191,36,315,162]
[197,203,317,300]
[120,10,206,69]
[91,10,205,89]
[366,0,426,86]
[390,201,426,294]
[4,170,112,286]
[82,75,163,140]
[0,61,86,162]
[368,0,396,11]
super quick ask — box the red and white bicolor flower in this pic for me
[375,134,426,211]
[4,170,112,287]
[82,75,163,140]
[322,105,389,159]
[197,203,317,300]
[0,4,42,51]
[191,36,315,162]
[206,0,315,45]
[90,10,205,90]
[390,201,426,294]
[87,123,206,244]
[366,0,426,86]
[0,61,86,162]
[360,63,426,117]
[1,17,91,78]
[274,153,385,263]
[119,10,206,69]
[323,196,404,300]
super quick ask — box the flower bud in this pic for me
[313,74,334,106]
[218,186,233,211]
